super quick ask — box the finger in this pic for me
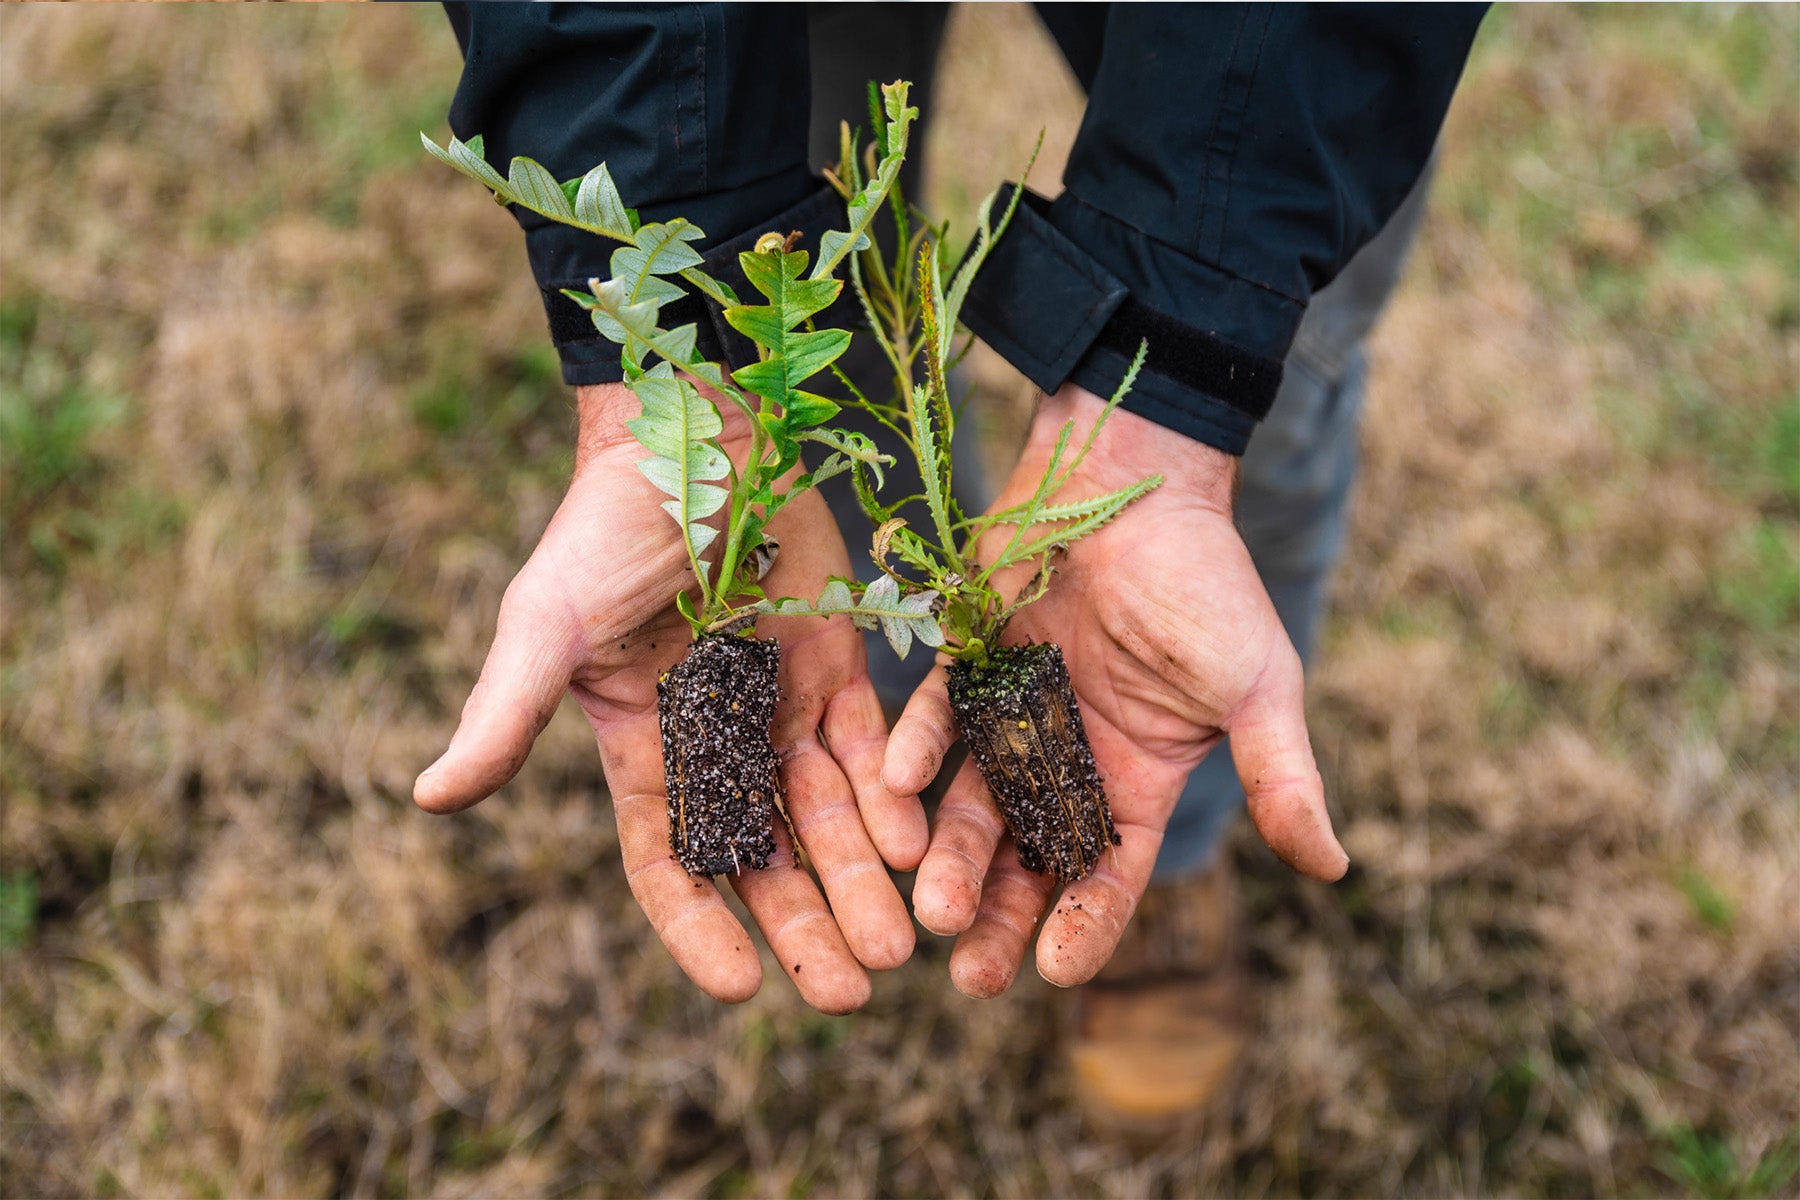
[730,824,873,1015]
[911,756,1006,936]
[1035,812,1167,988]
[779,733,915,970]
[597,712,762,1001]
[610,789,764,1004]
[1231,651,1348,882]
[947,841,1054,999]
[881,660,958,797]
[823,675,928,870]
[415,578,575,814]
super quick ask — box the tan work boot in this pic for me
[1063,856,1247,1141]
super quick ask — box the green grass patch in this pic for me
[1678,867,1736,933]
[0,872,38,952]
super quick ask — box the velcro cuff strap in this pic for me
[1094,299,1283,423]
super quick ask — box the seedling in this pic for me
[423,84,937,875]
[804,111,1162,882]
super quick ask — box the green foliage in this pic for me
[429,88,923,647]
[812,83,919,281]
[1657,1127,1800,1200]
[423,81,1155,661]
[768,576,942,661]
[830,142,1161,666]
[0,872,37,952]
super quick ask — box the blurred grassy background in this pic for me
[2,4,1796,1196]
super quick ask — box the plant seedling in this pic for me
[423,84,938,875]
[797,115,1163,882]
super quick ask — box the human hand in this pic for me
[882,382,1348,998]
[414,382,921,1013]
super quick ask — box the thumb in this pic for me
[1229,648,1348,882]
[414,576,577,814]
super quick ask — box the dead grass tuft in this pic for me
[3,4,1795,1196]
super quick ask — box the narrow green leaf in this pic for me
[811,81,919,280]
[1005,475,1163,565]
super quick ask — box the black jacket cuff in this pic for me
[959,187,1303,456]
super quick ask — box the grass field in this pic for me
[2,5,1796,1196]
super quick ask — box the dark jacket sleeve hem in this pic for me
[960,185,1294,455]
[1069,343,1256,458]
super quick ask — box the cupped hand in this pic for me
[414,382,923,1014]
[882,383,1349,998]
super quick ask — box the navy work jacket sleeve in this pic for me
[443,3,1486,456]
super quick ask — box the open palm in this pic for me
[883,384,1349,997]
[415,383,923,1013]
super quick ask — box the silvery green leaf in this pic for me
[898,589,945,648]
[573,163,634,239]
[613,221,706,284]
[816,578,855,613]
[508,156,575,220]
[421,133,510,195]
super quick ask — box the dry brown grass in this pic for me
[2,4,1796,1197]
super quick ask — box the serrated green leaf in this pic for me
[573,163,634,239]
[509,156,575,220]
[1004,475,1163,565]
[888,525,940,575]
[731,329,851,405]
[613,221,706,284]
[627,373,724,456]
[737,251,839,329]
[621,368,732,572]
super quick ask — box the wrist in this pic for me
[1029,383,1240,516]
[575,375,755,472]
[575,382,641,469]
